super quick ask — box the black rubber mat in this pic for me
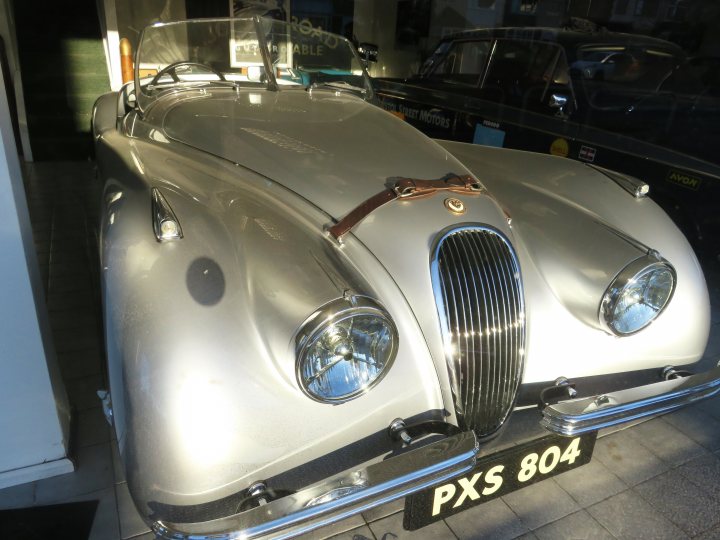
[0,500,98,540]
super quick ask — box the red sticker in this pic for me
[579,145,596,162]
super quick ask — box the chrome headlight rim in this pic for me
[600,252,677,336]
[295,295,398,404]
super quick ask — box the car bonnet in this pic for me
[159,88,480,222]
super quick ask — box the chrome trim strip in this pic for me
[587,164,650,198]
[151,187,183,241]
[541,364,720,436]
[593,219,652,254]
[152,430,477,540]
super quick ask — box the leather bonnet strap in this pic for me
[328,174,483,240]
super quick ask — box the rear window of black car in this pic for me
[574,45,681,91]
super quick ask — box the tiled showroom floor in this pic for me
[1,160,720,540]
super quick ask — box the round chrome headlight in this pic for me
[296,296,397,403]
[600,253,676,336]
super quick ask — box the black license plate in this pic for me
[404,432,597,530]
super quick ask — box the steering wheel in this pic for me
[149,61,226,86]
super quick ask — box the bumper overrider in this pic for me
[153,431,478,540]
[541,364,720,436]
[153,365,720,540]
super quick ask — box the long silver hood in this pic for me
[158,89,474,221]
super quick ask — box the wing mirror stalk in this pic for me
[549,93,569,118]
[357,42,378,64]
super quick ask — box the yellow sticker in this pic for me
[550,138,569,157]
[138,68,158,78]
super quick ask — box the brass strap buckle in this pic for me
[327,173,484,241]
[393,175,483,198]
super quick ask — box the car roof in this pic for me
[440,27,683,53]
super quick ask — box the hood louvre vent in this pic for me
[431,226,526,437]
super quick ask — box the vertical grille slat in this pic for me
[469,231,490,428]
[486,239,508,422]
[500,238,519,418]
[446,241,467,413]
[492,235,511,418]
[477,232,501,425]
[432,227,525,437]
[459,233,481,421]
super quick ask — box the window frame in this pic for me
[480,38,577,110]
[424,38,494,88]
[422,35,577,112]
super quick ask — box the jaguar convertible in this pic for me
[91,17,719,539]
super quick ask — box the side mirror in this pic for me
[357,42,378,63]
[549,93,569,117]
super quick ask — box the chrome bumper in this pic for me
[541,365,720,436]
[153,431,477,540]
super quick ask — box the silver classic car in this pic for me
[91,17,720,539]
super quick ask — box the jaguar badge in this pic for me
[444,197,465,215]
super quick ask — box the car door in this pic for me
[452,38,579,155]
[380,38,494,140]
[574,45,682,140]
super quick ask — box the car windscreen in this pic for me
[260,18,370,96]
[134,17,371,110]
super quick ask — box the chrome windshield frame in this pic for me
[133,16,373,113]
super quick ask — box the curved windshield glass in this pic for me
[135,17,371,110]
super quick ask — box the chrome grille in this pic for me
[431,226,525,437]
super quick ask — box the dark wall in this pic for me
[12,0,109,160]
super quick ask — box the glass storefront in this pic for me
[110,0,719,254]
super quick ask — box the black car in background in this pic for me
[373,27,720,256]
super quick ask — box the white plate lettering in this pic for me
[408,433,597,530]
